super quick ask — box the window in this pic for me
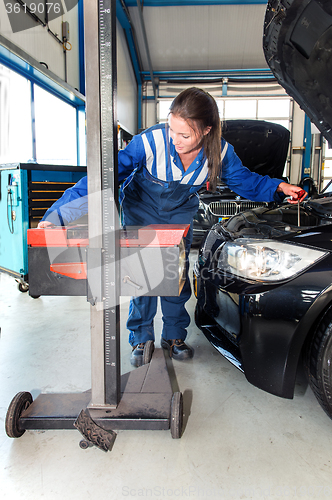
[217,97,291,130]
[158,95,292,131]
[0,63,85,166]
[34,85,77,165]
[257,99,291,130]
[257,99,290,119]
[158,100,173,122]
[0,64,32,163]
[78,108,86,166]
[323,142,332,189]
[224,100,256,119]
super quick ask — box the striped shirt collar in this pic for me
[169,135,206,175]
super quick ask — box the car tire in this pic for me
[306,308,332,419]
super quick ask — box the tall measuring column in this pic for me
[84,0,120,408]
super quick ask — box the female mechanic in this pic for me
[38,87,306,367]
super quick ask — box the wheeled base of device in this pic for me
[5,347,183,452]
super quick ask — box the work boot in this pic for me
[130,343,145,367]
[161,339,193,360]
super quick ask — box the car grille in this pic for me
[208,200,268,217]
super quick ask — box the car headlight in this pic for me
[217,238,328,282]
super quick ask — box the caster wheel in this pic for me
[5,392,33,438]
[170,391,183,439]
[30,295,40,299]
[143,340,155,365]
[18,282,29,293]
[79,439,92,449]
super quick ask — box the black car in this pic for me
[194,0,332,420]
[193,119,290,245]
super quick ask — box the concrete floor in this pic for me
[1,251,332,500]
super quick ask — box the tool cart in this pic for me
[0,163,86,290]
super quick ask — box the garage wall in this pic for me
[0,2,81,90]
[117,19,138,135]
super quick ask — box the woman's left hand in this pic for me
[277,182,307,204]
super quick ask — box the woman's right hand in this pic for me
[37,220,55,228]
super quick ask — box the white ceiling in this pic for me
[128,3,269,73]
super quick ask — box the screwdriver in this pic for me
[296,189,306,226]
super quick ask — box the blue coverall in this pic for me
[42,123,285,346]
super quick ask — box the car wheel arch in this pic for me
[286,291,332,399]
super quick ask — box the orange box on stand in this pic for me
[27,224,189,298]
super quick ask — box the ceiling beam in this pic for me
[141,68,274,81]
[136,0,157,104]
[116,0,143,84]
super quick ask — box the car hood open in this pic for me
[213,193,332,248]
[263,0,332,144]
[222,120,290,179]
